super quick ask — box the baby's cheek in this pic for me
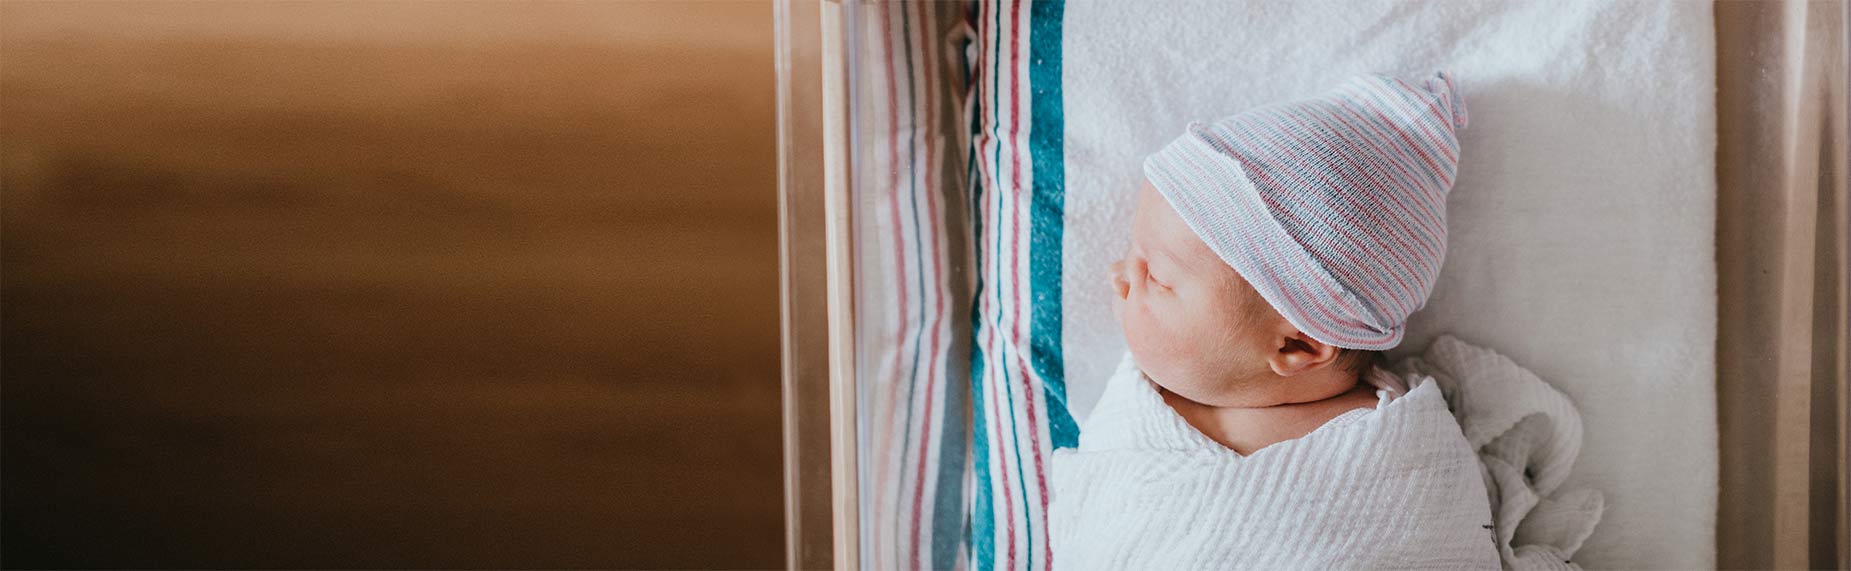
[1121,306,1178,369]
[1118,304,1146,346]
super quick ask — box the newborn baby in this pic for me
[1049,71,1500,569]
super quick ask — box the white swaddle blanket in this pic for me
[1050,336,1599,570]
[1402,336,1605,570]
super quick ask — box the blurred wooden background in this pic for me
[0,1,782,568]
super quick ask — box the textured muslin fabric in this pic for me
[1142,71,1466,351]
[1048,352,1501,570]
[1401,336,1605,570]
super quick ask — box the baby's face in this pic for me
[1110,182,1284,405]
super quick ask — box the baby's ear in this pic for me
[1266,330,1342,377]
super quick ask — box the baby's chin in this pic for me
[1126,336,1197,398]
[1124,324,1256,406]
[1132,348,1275,408]
[1148,373,1236,406]
[1132,353,1232,405]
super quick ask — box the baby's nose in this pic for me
[1108,260,1129,299]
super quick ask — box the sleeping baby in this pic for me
[1049,71,1502,569]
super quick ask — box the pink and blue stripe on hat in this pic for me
[1144,71,1469,350]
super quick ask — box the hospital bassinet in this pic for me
[774,1,1849,569]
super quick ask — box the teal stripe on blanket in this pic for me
[1028,0,1077,453]
[965,0,1075,569]
[966,1,995,566]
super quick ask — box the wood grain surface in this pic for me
[0,1,782,568]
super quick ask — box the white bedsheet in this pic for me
[1056,1,1717,567]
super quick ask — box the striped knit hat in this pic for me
[1143,71,1467,351]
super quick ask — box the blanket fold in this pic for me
[1401,335,1604,569]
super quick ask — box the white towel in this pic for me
[1401,336,1604,570]
[1049,354,1501,570]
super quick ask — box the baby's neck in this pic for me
[1202,364,1367,409]
[1159,368,1375,455]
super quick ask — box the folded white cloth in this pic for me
[1049,353,1501,570]
[1400,336,1604,570]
